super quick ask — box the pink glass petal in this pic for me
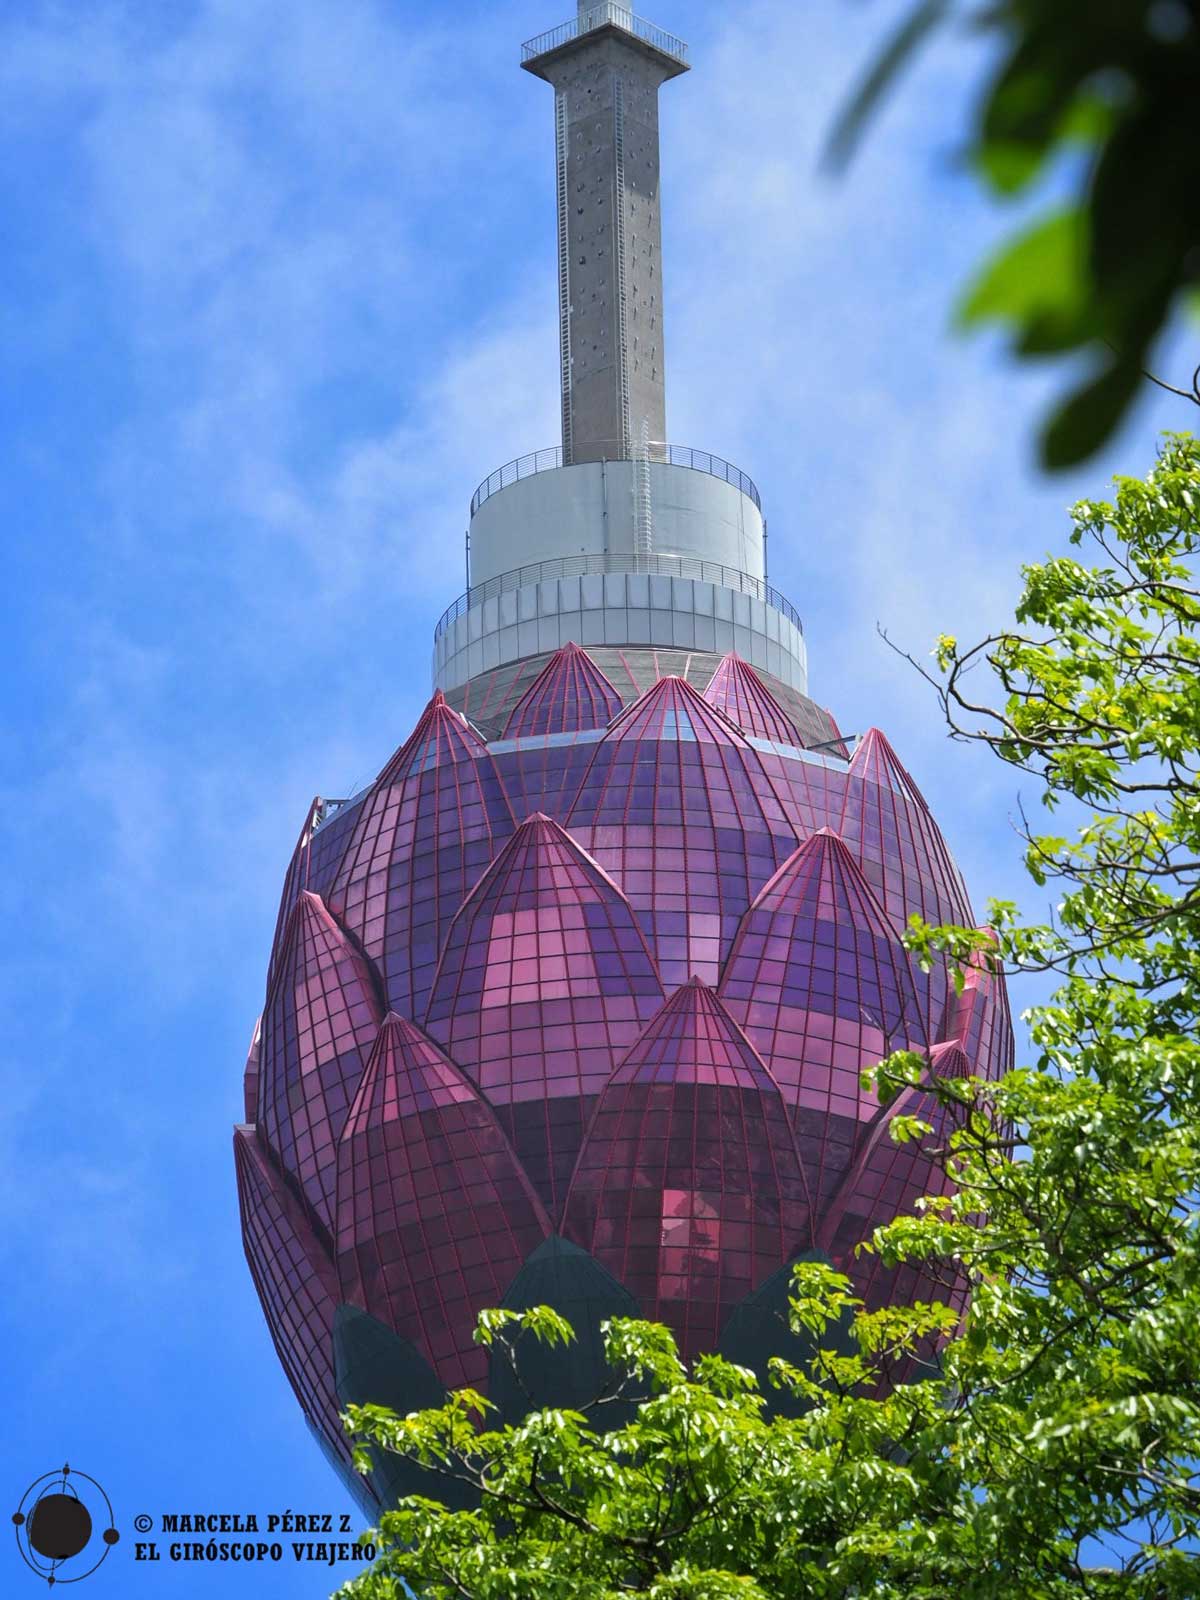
[335,1014,549,1389]
[258,891,384,1233]
[242,1015,262,1124]
[501,641,623,739]
[938,927,1014,1082]
[817,1039,975,1317]
[425,813,664,1214]
[719,827,935,1213]
[266,797,323,994]
[234,1127,349,1473]
[702,653,805,746]
[567,677,800,987]
[563,979,813,1356]
[329,690,515,1021]
[841,727,972,930]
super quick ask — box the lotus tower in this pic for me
[233,1,1012,1513]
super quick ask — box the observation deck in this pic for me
[435,443,806,697]
[522,5,690,76]
[432,5,804,699]
[471,444,761,518]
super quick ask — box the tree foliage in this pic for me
[829,2,1200,469]
[336,436,1200,1598]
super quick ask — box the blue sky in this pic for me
[1,1,1192,1595]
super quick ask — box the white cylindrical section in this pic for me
[433,571,808,697]
[468,462,764,589]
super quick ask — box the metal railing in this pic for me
[433,551,803,642]
[470,443,762,518]
[522,5,689,66]
[472,447,564,517]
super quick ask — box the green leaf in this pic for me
[1040,359,1143,470]
[957,208,1095,352]
[975,93,1115,196]
[1088,103,1200,305]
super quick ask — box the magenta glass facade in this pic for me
[234,644,1011,1508]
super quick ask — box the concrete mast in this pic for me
[522,2,689,465]
[431,6,809,703]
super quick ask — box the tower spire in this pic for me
[433,7,806,704]
[523,6,689,466]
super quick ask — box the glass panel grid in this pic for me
[239,661,1013,1432]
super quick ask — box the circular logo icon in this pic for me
[12,1466,118,1587]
